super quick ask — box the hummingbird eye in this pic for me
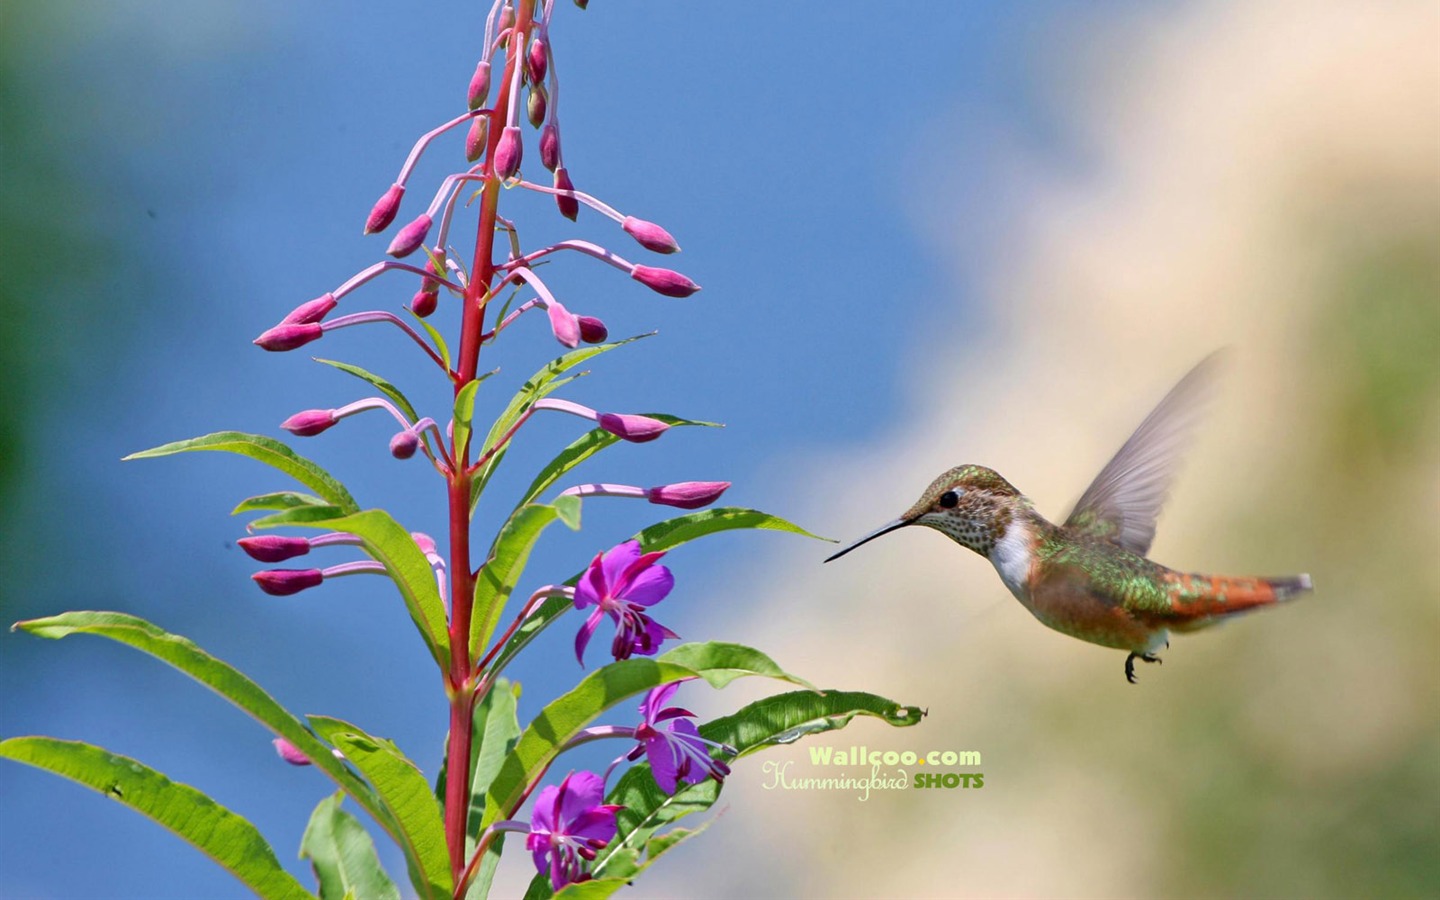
[938,490,959,509]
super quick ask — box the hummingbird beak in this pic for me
[823,518,912,563]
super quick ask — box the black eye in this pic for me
[939,490,959,509]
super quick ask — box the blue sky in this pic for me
[0,1,1169,896]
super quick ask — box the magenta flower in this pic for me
[525,771,621,891]
[237,535,311,563]
[596,412,668,443]
[386,214,433,258]
[251,568,324,596]
[573,540,677,665]
[280,409,339,437]
[254,322,322,352]
[281,293,337,325]
[628,682,732,794]
[621,217,680,255]
[646,481,730,509]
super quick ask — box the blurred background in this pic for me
[1,0,1436,897]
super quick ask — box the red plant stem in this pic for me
[444,0,536,888]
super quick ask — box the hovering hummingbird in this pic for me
[825,355,1311,683]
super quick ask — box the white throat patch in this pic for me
[990,517,1033,600]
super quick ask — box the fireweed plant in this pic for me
[2,2,924,898]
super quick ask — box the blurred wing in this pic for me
[1063,353,1224,556]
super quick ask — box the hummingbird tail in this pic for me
[1163,571,1312,631]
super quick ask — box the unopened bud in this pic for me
[281,409,339,437]
[597,413,670,443]
[411,287,439,317]
[540,123,560,171]
[554,166,579,221]
[387,214,433,258]
[238,535,311,563]
[577,315,608,343]
[527,37,548,83]
[467,61,491,110]
[281,293,337,325]
[494,126,523,180]
[252,568,324,596]
[466,117,489,163]
[254,322,323,352]
[630,265,700,298]
[272,738,312,766]
[364,183,405,234]
[498,5,515,32]
[526,84,547,128]
[573,0,588,9]
[390,430,419,459]
[646,481,731,509]
[622,217,680,254]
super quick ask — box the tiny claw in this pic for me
[1125,651,1163,684]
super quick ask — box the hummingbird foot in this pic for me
[1124,652,1163,684]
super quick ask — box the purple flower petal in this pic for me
[574,552,606,609]
[574,609,604,665]
[599,540,642,590]
[645,732,682,794]
[617,564,673,608]
[639,681,683,723]
[556,771,607,824]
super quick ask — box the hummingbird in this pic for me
[824,354,1311,683]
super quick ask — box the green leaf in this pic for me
[125,432,360,514]
[308,718,451,900]
[483,508,826,677]
[11,612,401,855]
[313,358,419,424]
[470,334,653,508]
[514,415,720,511]
[252,509,450,670]
[469,502,573,658]
[301,792,400,900]
[478,647,805,836]
[412,313,452,372]
[465,679,523,900]
[232,491,331,515]
[245,505,347,530]
[0,736,313,900]
[526,818,713,899]
[599,689,925,876]
[452,379,482,463]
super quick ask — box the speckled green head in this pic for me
[825,464,1027,562]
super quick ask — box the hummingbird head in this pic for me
[824,465,1026,562]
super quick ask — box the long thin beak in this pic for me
[823,518,912,563]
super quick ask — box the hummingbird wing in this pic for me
[1063,353,1223,557]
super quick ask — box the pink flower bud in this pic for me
[526,84,547,128]
[540,124,560,171]
[622,217,680,254]
[281,409,339,437]
[467,61,491,110]
[498,6,515,32]
[411,287,439,318]
[466,117,489,163]
[527,38,548,83]
[554,166,579,221]
[254,323,323,352]
[252,568,324,596]
[577,315,608,343]
[412,532,438,555]
[597,413,670,443]
[546,299,580,348]
[390,430,419,459]
[364,183,405,234]
[494,126,523,180]
[272,738,312,766]
[280,293,337,325]
[387,214,433,258]
[630,265,700,298]
[238,535,311,563]
[646,481,731,510]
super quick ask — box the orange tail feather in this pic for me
[1163,571,1311,630]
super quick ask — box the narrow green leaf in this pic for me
[11,612,401,853]
[301,792,400,900]
[245,505,347,530]
[413,314,452,372]
[453,379,482,463]
[0,737,313,900]
[466,679,523,900]
[599,689,925,875]
[470,334,653,508]
[125,431,360,514]
[514,416,720,511]
[484,508,827,677]
[232,491,330,515]
[313,359,419,423]
[657,641,816,691]
[469,502,571,658]
[478,648,805,835]
[308,718,451,900]
[252,509,450,670]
